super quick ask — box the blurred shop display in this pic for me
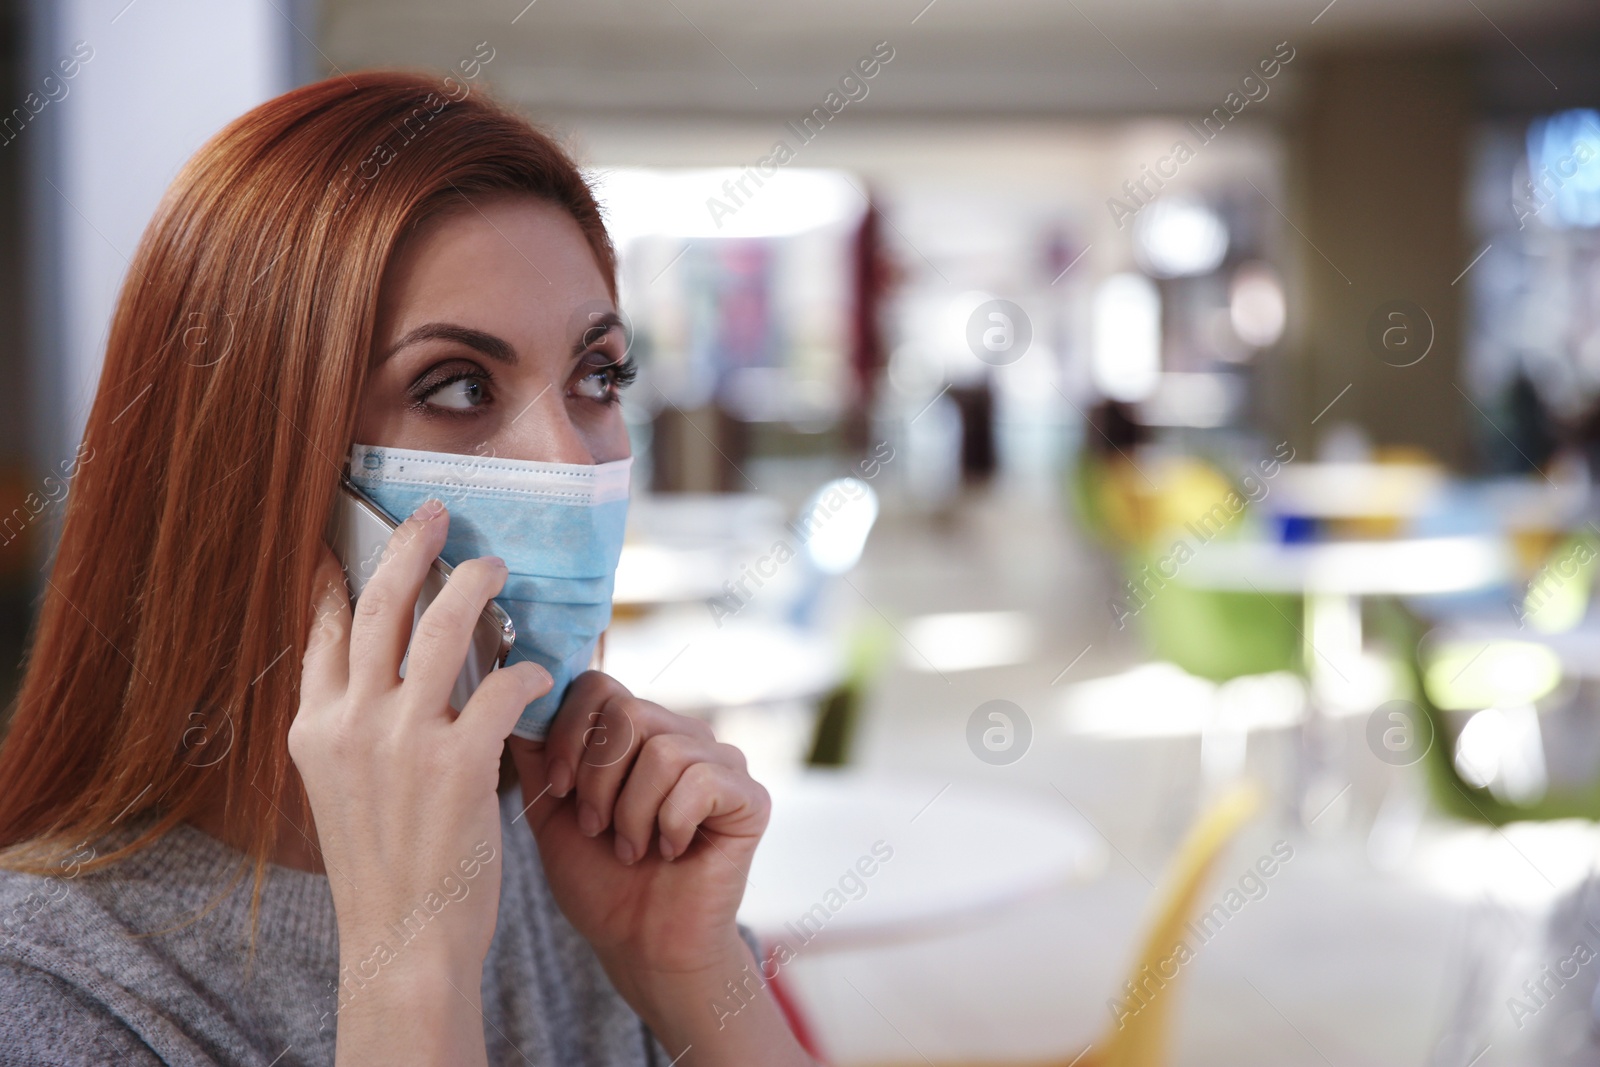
[593,123,1285,511]
[1464,108,1600,479]
[592,167,879,496]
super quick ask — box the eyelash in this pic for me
[407,355,639,418]
[588,356,638,403]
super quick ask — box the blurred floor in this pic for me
[775,484,1483,1066]
[783,844,1469,1067]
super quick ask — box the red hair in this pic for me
[0,72,616,897]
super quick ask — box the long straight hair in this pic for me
[0,72,616,904]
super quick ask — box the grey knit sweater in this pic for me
[0,786,699,1066]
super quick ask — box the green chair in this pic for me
[1129,553,1301,683]
[805,618,895,767]
[1371,596,1600,826]
[1068,452,1303,683]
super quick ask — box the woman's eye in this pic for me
[423,375,491,411]
[571,356,636,405]
[572,368,615,402]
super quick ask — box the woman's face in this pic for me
[357,195,632,465]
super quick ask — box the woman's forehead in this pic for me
[376,196,613,347]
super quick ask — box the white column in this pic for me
[29,0,302,465]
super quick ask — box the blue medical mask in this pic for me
[348,443,632,740]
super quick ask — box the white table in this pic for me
[737,770,1105,951]
[614,493,790,607]
[1176,535,1513,695]
[602,612,845,713]
[1176,535,1510,598]
[1267,462,1447,520]
[613,542,739,607]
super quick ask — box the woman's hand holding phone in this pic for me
[289,498,553,1067]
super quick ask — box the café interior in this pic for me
[7,0,1600,1063]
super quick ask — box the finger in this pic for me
[545,672,714,761]
[398,554,511,719]
[300,546,352,708]
[505,737,562,832]
[345,498,448,696]
[611,734,747,865]
[568,695,689,839]
[656,761,771,863]
[541,671,635,799]
[458,660,552,748]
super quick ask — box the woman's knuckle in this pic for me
[680,759,717,791]
[411,611,454,648]
[750,779,771,817]
[352,584,391,623]
[468,557,505,585]
[286,719,311,762]
[659,803,690,836]
[638,732,679,769]
[596,672,632,703]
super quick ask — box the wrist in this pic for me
[604,930,814,1066]
[337,926,485,1006]
[601,927,753,1014]
[334,958,487,1067]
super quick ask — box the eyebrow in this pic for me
[381,313,627,367]
[381,323,516,366]
[576,311,626,357]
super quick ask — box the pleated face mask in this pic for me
[348,443,632,740]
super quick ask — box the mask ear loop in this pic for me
[335,448,354,505]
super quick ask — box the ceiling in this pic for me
[319,0,1600,122]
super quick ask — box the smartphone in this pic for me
[326,478,516,712]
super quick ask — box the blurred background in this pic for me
[7,1,1600,1064]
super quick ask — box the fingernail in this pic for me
[547,759,572,798]
[578,802,602,837]
[412,498,444,521]
[615,836,636,865]
[660,838,678,862]
[482,555,507,570]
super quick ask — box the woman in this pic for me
[0,71,813,1066]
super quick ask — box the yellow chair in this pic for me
[1078,781,1263,1067]
[863,782,1265,1067]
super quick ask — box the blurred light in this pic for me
[1525,109,1600,229]
[614,544,711,604]
[902,611,1036,673]
[1217,671,1307,729]
[1060,665,1318,739]
[590,167,863,242]
[940,291,1005,385]
[1270,461,1446,520]
[1412,820,1597,907]
[1138,372,1236,428]
[1186,536,1510,597]
[1091,273,1161,402]
[1454,706,1548,806]
[1228,261,1287,347]
[1134,196,1229,277]
[1423,640,1563,711]
[1523,553,1593,633]
[603,610,843,713]
[1203,672,1307,784]
[1058,662,1216,738]
[1315,651,1400,718]
[801,479,879,575]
